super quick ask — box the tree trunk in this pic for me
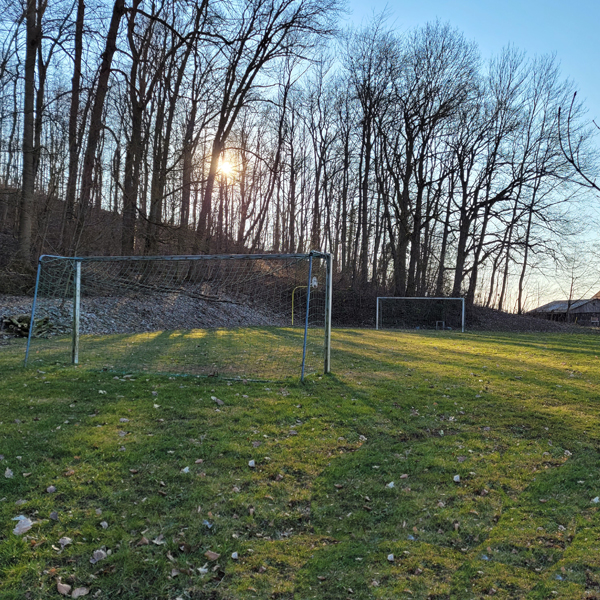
[72,0,125,253]
[17,0,45,263]
[63,0,84,231]
[196,139,222,251]
[435,186,453,296]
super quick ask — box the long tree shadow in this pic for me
[23,326,322,381]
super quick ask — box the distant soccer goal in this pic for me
[376,297,465,332]
[24,252,332,382]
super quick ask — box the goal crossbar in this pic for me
[36,252,331,263]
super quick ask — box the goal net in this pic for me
[376,297,465,332]
[25,252,332,381]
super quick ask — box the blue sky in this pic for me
[343,0,600,122]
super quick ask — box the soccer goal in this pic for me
[376,297,465,332]
[24,252,332,382]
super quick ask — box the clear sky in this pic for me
[343,0,600,123]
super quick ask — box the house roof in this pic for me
[530,298,600,314]
[531,299,588,313]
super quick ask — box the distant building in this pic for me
[528,291,600,325]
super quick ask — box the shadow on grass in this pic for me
[22,325,328,382]
[2,329,600,598]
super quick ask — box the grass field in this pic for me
[23,326,326,381]
[1,328,600,599]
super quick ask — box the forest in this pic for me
[0,0,597,312]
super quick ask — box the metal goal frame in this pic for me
[24,251,333,382]
[376,296,465,333]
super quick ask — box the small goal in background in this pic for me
[24,252,332,382]
[376,297,465,333]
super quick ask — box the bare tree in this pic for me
[71,0,126,253]
[17,0,46,263]
[63,0,84,232]
[559,91,600,193]
[195,0,341,251]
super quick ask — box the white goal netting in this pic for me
[376,297,465,332]
[25,253,331,381]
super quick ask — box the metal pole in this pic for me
[24,260,43,366]
[72,260,81,365]
[300,255,313,383]
[376,297,379,330]
[461,298,465,333]
[323,253,332,374]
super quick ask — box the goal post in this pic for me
[24,252,332,382]
[376,297,465,332]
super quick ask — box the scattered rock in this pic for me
[0,291,289,341]
[12,516,33,535]
[89,549,107,564]
[57,582,72,596]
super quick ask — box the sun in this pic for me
[219,159,234,176]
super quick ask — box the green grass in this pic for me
[24,326,325,380]
[2,329,600,599]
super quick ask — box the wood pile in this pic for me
[1,313,54,337]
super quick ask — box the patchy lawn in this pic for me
[1,329,600,599]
